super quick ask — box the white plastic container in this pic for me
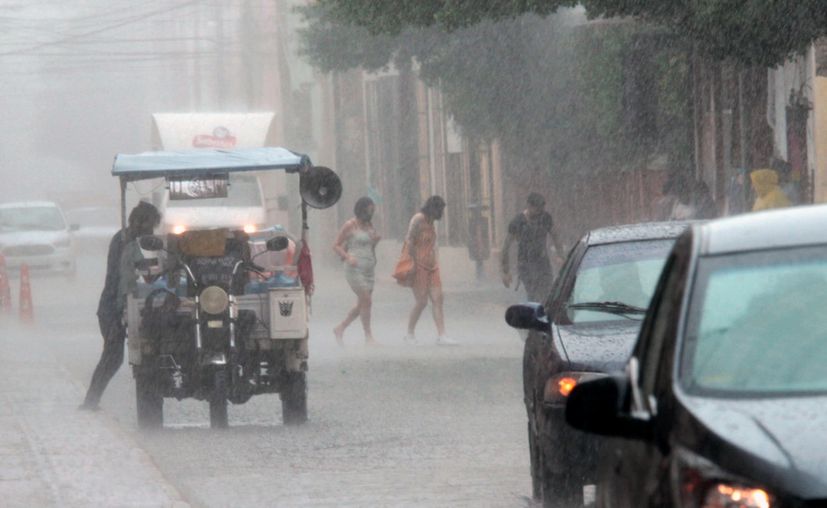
[268,287,307,339]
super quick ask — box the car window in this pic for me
[682,246,827,396]
[0,206,66,232]
[167,174,262,208]
[633,232,692,401]
[567,239,675,323]
[549,238,585,305]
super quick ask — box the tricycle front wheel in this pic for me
[209,369,229,429]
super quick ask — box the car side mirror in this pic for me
[266,236,289,252]
[565,375,651,440]
[69,224,80,232]
[505,303,549,332]
[139,235,165,251]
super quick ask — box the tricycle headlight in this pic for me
[200,286,229,315]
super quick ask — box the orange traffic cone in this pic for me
[0,255,11,314]
[19,263,33,324]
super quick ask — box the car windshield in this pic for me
[0,206,66,232]
[682,247,827,397]
[568,239,674,323]
[166,174,262,208]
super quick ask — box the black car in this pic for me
[567,205,827,507]
[507,222,690,507]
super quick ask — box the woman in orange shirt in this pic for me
[403,196,457,346]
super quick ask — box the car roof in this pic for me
[0,200,60,210]
[699,204,827,255]
[586,221,695,246]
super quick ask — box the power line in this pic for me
[3,49,240,58]
[0,1,165,43]
[0,0,168,30]
[0,29,281,50]
[0,51,261,78]
[0,0,201,57]
[0,42,276,61]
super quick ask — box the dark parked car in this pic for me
[507,222,691,507]
[567,205,827,507]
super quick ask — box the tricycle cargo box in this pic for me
[269,287,307,339]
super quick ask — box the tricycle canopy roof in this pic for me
[112,147,312,182]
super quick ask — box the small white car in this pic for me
[0,201,77,276]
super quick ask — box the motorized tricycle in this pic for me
[112,147,341,429]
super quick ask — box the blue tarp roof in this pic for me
[112,147,311,181]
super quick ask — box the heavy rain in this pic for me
[1,1,827,507]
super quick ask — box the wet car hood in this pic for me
[554,320,641,372]
[0,229,69,246]
[680,394,827,499]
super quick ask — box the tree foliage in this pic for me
[314,0,827,66]
[313,0,570,35]
[297,5,693,175]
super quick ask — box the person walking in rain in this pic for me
[750,168,791,211]
[500,192,565,302]
[403,195,457,346]
[79,201,161,411]
[333,197,381,346]
[500,192,564,498]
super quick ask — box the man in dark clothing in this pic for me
[79,201,161,411]
[500,192,564,301]
[500,192,565,499]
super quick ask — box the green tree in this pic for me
[314,0,827,66]
[298,4,693,175]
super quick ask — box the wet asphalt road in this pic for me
[21,248,535,507]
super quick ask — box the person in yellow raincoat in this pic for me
[750,168,791,211]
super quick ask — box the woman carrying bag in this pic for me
[396,196,458,346]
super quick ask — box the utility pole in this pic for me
[241,0,258,109]
[191,3,203,109]
[215,2,226,109]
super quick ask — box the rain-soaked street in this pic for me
[5,1,827,507]
[3,247,533,507]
